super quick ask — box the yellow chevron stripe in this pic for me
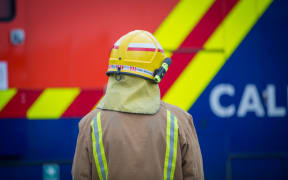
[154,0,215,57]
[0,89,17,111]
[163,0,273,110]
[27,88,80,119]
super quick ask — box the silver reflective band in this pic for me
[108,65,153,76]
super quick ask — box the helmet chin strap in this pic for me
[115,67,123,81]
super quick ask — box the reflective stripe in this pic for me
[128,43,164,53]
[108,64,153,76]
[164,110,178,180]
[91,112,108,180]
[113,43,164,53]
[128,43,156,49]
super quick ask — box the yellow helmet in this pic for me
[107,30,171,83]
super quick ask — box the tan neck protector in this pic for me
[97,74,161,114]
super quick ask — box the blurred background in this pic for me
[0,0,287,179]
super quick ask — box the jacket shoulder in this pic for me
[161,101,196,143]
[160,101,192,120]
[78,108,102,130]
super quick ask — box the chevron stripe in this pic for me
[0,89,104,119]
[0,89,17,112]
[0,89,42,118]
[154,0,215,57]
[62,89,103,117]
[160,0,239,97]
[162,0,273,110]
[27,88,80,119]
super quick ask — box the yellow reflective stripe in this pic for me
[91,114,104,180]
[163,0,273,110]
[170,114,178,179]
[154,0,215,57]
[27,88,80,119]
[91,112,108,180]
[97,112,108,178]
[163,110,171,180]
[164,110,178,180]
[0,88,17,111]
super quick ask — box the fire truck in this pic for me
[0,0,287,179]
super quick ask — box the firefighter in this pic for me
[72,30,204,180]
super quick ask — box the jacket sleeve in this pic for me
[72,116,93,180]
[181,115,204,180]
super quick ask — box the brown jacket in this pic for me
[72,101,204,180]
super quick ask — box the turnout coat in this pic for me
[72,101,204,180]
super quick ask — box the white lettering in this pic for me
[210,84,235,117]
[265,84,286,117]
[237,85,265,117]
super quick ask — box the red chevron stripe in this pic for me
[0,90,42,118]
[61,89,104,117]
[160,0,239,96]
